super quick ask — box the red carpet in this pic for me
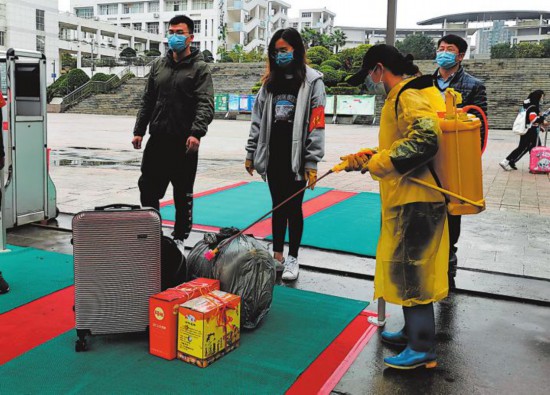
[247,190,356,238]
[0,286,75,365]
[286,310,378,395]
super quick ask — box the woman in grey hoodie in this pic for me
[245,28,326,281]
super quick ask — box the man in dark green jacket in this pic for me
[132,15,214,250]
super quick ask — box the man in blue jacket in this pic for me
[433,34,487,289]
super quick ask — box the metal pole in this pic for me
[386,0,397,46]
[367,0,398,328]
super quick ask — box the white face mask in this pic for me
[367,66,387,96]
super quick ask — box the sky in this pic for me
[58,0,550,28]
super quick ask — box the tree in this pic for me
[301,28,320,50]
[331,29,347,53]
[491,43,514,58]
[119,47,137,58]
[61,52,77,70]
[514,42,544,58]
[307,46,332,65]
[395,33,436,60]
[542,39,550,57]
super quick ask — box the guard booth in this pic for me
[0,49,57,250]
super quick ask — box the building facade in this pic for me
[70,0,291,56]
[289,8,335,35]
[0,0,59,84]
[418,11,550,58]
[58,12,164,68]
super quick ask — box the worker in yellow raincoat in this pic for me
[344,44,449,370]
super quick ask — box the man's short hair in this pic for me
[169,15,194,34]
[438,34,468,53]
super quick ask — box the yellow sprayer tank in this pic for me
[433,91,485,215]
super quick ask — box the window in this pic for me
[36,9,45,31]
[147,22,159,34]
[36,35,45,53]
[133,23,142,31]
[304,22,311,28]
[149,1,159,12]
[99,4,119,15]
[292,22,298,28]
[204,19,208,36]
[165,1,187,12]
[75,7,94,19]
[192,0,213,10]
[193,20,201,34]
[191,41,200,50]
[0,31,5,46]
[121,23,131,29]
[123,2,144,14]
[301,12,311,18]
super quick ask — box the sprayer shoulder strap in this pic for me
[394,75,437,118]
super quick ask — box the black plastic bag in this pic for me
[213,234,276,329]
[187,227,239,280]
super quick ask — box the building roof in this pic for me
[299,8,336,17]
[418,10,550,25]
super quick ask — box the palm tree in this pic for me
[331,29,347,53]
[301,28,320,49]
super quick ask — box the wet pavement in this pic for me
[5,225,550,395]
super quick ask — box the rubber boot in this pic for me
[381,329,408,346]
[384,347,437,370]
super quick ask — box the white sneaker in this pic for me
[174,239,185,255]
[499,159,511,171]
[282,255,299,281]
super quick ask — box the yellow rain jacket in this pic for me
[370,78,449,307]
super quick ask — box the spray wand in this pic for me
[203,158,360,261]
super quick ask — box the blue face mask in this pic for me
[275,52,293,67]
[168,34,189,53]
[436,51,457,69]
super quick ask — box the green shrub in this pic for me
[66,68,90,91]
[307,46,332,65]
[320,67,341,87]
[120,47,137,58]
[251,80,263,94]
[309,64,320,70]
[144,49,161,57]
[514,42,544,58]
[542,39,550,57]
[320,59,342,69]
[91,73,111,82]
[47,74,69,102]
[329,85,360,95]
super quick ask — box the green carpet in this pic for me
[0,245,73,314]
[0,287,368,394]
[268,192,381,257]
[160,181,332,229]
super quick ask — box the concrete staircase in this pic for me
[65,63,266,116]
[65,78,146,116]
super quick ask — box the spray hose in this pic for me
[204,168,338,260]
[462,105,489,155]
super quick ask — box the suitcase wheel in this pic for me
[75,339,88,352]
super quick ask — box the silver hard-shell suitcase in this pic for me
[72,204,161,351]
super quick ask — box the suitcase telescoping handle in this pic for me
[94,203,141,211]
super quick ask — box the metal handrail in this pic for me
[60,66,133,111]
